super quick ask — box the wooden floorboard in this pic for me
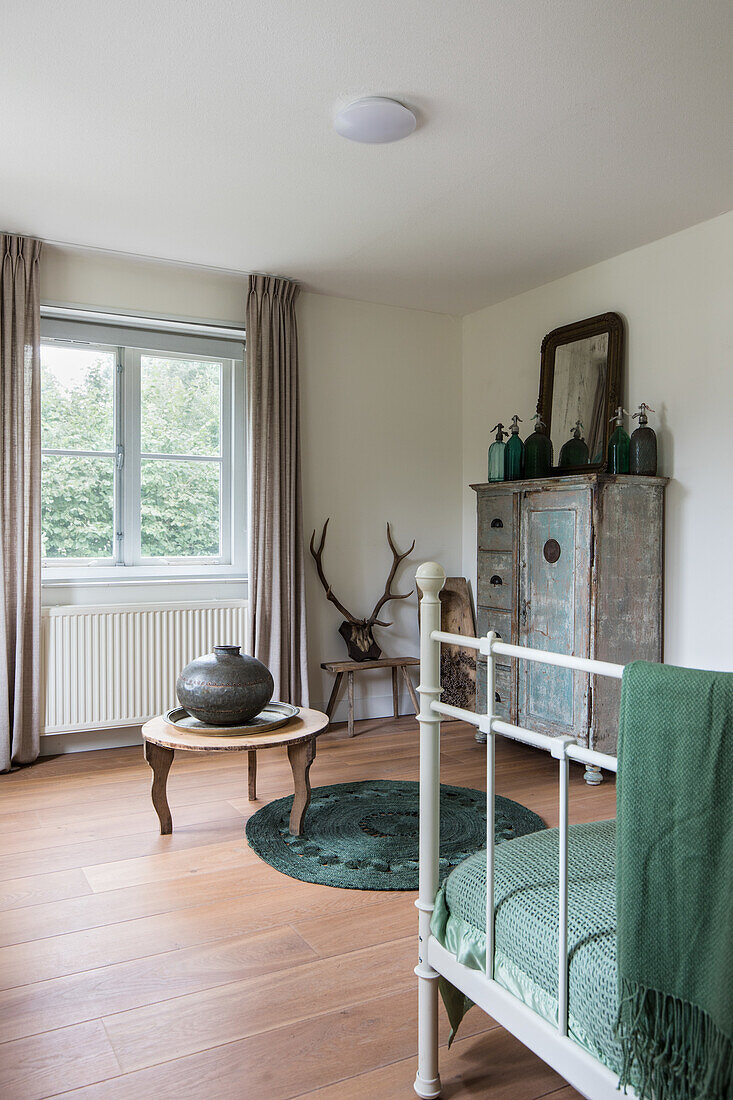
[0,869,92,914]
[0,716,610,1098]
[56,991,497,1100]
[0,924,316,1044]
[293,1027,571,1099]
[0,870,390,949]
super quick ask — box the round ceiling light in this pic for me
[334,97,417,144]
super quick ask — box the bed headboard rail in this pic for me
[415,562,621,1058]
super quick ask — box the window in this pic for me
[41,319,245,580]
[138,353,225,559]
[41,343,117,561]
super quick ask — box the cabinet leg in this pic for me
[248,750,257,801]
[287,738,316,835]
[584,764,604,785]
[392,667,399,718]
[144,741,174,834]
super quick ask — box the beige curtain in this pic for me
[1,234,43,771]
[246,274,309,705]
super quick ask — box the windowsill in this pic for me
[42,573,248,588]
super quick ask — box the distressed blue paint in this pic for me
[473,475,666,754]
[525,509,576,724]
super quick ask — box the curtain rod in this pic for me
[38,234,299,286]
[40,304,246,342]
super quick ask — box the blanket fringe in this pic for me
[615,978,733,1100]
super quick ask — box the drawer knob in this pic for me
[490,517,503,529]
[490,574,503,586]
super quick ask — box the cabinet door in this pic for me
[518,488,592,740]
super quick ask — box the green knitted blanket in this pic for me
[616,661,733,1100]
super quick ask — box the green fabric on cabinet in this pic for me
[616,661,733,1100]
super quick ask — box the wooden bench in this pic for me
[321,656,420,737]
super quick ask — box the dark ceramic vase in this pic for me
[176,645,274,726]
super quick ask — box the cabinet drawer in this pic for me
[477,606,512,648]
[494,667,511,717]
[476,663,511,719]
[477,494,514,551]
[477,606,513,689]
[477,551,513,610]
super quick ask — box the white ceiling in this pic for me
[2,1,732,315]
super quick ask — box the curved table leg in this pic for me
[145,741,174,834]
[287,738,316,836]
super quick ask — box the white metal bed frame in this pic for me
[414,562,633,1100]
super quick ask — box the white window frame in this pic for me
[40,315,247,584]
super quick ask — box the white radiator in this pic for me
[41,600,248,734]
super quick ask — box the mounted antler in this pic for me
[368,523,416,627]
[309,518,359,624]
[309,519,416,661]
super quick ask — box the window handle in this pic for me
[116,445,125,470]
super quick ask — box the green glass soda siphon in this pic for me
[488,423,508,481]
[524,413,554,477]
[504,415,525,480]
[607,406,630,474]
[559,420,589,469]
[629,403,657,475]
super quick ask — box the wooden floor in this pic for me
[0,716,616,1100]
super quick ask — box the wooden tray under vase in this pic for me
[163,702,300,737]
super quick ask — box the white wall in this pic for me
[461,211,733,671]
[40,246,463,736]
[299,293,461,716]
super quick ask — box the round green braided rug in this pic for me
[245,779,545,890]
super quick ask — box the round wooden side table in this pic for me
[142,708,329,837]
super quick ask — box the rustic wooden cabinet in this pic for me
[472,474,667,779]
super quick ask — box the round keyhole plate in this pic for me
[543,538,561,564]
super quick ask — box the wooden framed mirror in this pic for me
[537,312,624,471]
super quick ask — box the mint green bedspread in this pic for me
[431,818,622,1074]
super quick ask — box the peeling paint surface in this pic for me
[525,508,577,725]
[473,475,665,755]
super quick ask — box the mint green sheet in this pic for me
[430,819,622,1074]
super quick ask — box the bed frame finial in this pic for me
[415,561,446,597]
